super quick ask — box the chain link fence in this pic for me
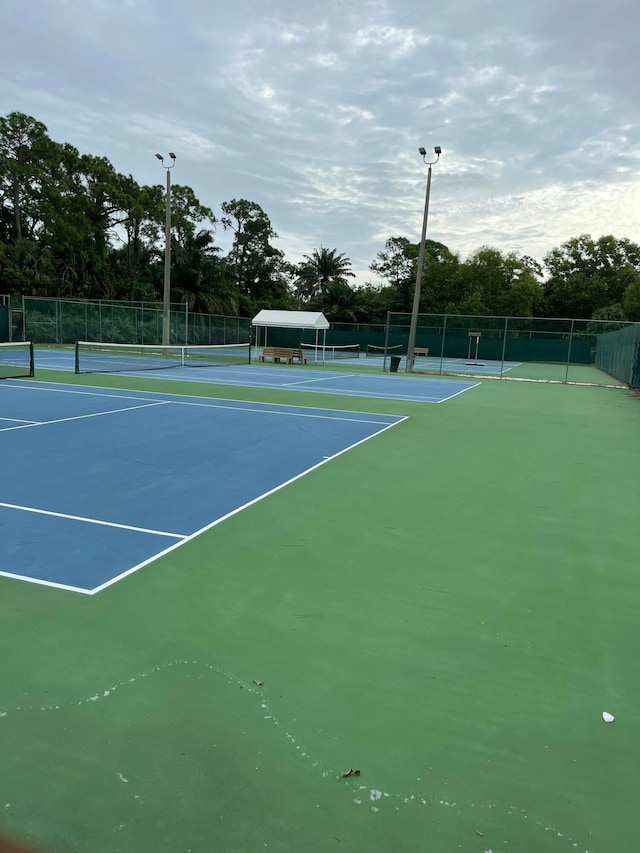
[378,312,639,386]
[7,296,251,348]
[5,297,639,388]
[595,323,640,389]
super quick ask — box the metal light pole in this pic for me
[405,145,441,373]
[155,152,176,346]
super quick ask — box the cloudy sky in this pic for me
[1,0,639,284]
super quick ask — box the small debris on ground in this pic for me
[253,680,264,686]
[340,769,361,778]
[475,830,485,836]
[603,711,615,723]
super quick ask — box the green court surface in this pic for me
[505,361,623,385]
[2,370,639,853]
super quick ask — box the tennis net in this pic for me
[300,343,360,361]
[0,341,35,379]
[75,341,251,374]
[366,343,402,357]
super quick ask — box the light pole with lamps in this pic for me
[405,145,441,373]
[155,152,176,347]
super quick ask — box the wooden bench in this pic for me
[414,347,429,357]
[259,347,307,364]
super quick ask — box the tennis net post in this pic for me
[0,341,34,379]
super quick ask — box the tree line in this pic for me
[2,111,640,324]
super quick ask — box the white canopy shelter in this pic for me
[251,310,329,354]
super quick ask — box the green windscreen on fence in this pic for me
[383,313,596,364]
[0,304,9,342]
[595,324,640,388]
[18,297,251,348]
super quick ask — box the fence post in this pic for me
[439,314,447,374]
[7,295,12,342]
[383,311,391,371]
[564,318,575,383]
[500,316,509,379]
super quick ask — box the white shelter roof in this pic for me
[251,310,330,329]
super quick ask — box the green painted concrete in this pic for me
[506,361,622,385]
[1,371,639,852]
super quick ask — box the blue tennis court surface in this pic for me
[0,380,405,594]
[364,354,522,375]
[34,348,480,403]
[142,367,478,402]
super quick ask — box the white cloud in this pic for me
[0,0,639,283]
[336,105,375,123]
[352,24,431,57]
[315,53,340,69]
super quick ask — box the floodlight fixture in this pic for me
[418,146,427,156]
[155,153,163,160]
[169,152,176,160]
[434,145,442,155]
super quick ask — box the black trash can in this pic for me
[389,355,401,373]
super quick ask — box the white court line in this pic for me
[113,371,475,403]
[4,382,161,402]
[4,380,403,423]
[282,373,481,403]
[166,398,393,426]
[0,502,186,538]
[282,373,356,387]
[435,381,482,403]
[178,375,311,390]
[0,400,171,432]
[0,571,92,596]
[0,416,38,424]
[89,415,408,595]
[250,385,461,403]
[0,421,44,432]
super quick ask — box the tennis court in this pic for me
[369,352,522,375]
[33,345,481,403]
[294,344,519,377]
[1,359,639,853]
[0,379,404,592]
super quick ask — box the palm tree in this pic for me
[314,279,362,323]
[294,247,355,305]
[171,229,238,316]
